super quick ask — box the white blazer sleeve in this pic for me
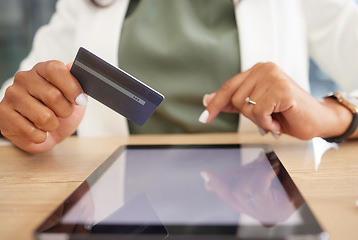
[304,0,358,92]
[19,0,81,70]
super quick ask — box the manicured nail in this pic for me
[198,110,209,123]
[258,127,266,136]
[203,94,209,107]
[200,171,210,183]
[75,93,88,106]
[271,130,281,139]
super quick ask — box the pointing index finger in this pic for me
[202,70,250,123]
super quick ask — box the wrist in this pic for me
[319,91,358,143]
[319,97,353,139]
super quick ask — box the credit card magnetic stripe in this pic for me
[70,47,164,126]
[74,60,146,106]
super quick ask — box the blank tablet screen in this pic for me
[34,144,327,240]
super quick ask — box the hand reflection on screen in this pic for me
[200,152,304,227]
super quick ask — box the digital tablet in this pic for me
[34,144,328,240]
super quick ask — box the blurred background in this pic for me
[0,0,356,98]
[0,0,57,85]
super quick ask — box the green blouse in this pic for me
[118,0,240,134]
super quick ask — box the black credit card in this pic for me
[70,47,164,126]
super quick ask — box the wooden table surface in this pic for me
[1,133,357,240]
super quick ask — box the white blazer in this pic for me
[1,0,358,137]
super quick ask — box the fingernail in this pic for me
[75,93,88,106]
[258,127,266,136]
[203,94,209,107]
[200,171,210,183]
[198,110,209,124]
[271,130,281,139]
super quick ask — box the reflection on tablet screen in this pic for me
[34,144,328,240]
